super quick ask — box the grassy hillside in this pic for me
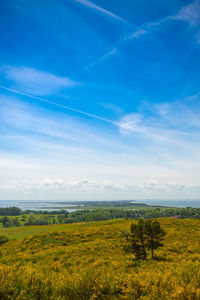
[0,218,200,299]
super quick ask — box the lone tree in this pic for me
[130,219,147,259]
[144,220,166,259]
[127,219,166,259]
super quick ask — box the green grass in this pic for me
[0,218,125,239]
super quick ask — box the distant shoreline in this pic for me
[0,199,200,209]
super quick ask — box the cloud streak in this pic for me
[0,95,123,152]
[84,0,200,70]
[3,66,78,96]
[0,85,118,126]
[174,0,200,26]
[1,85,200,154]
[117,98,200,153]
[124,0,200,41]
[83,47,118,70]
[74,0,129,24]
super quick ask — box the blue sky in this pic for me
[0,0,200,200]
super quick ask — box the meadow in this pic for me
[0,218,200,299]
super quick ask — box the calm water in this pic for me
[0,200,81,212]
[134,199,200,208]
[0,200,200,209]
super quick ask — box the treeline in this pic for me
[0,207,69,216]
[24,215,53,226]
[1,206,200,228]
[57,207,200,222]
[0,207,22,216]
[1,206,200,218]
[50,200,144,207]
[1,216,20,227]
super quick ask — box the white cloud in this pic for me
[2,178,200,201]
[117,113,176,145]
[156,100,200,129]
[118,113,143,133]
[0,152,42,171]
[0,178,64,193]
[40,179,64,189]
[118,100,200,144]
[1,94,200,200]
[3,66,78,96]
[0,95,119,148]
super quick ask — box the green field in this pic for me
[0,219,110,239]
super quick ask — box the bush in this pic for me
[0,235,9,245]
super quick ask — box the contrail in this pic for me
[0,85,119,126]
[74,0,130,25]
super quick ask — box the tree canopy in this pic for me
[127,219,166,259]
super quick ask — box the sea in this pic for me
[0,200,200,210]
[134,199,200,208]
[0,200,81,212]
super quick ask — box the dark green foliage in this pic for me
[0,235,9,245]
[127,219,166,259]
[53,200,146,207]
[1,203,200,229]
[12,217,20,227]
[0,207,22,216]
[144,220,166,258]
[24,216,49,226]
[130,220,147,259]
[2,216,20,227]
[2,216,9,227]
[57,215,66,224]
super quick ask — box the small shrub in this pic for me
[0,235,8,245]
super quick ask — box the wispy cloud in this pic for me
[125,0,200,41]
[156,98,200,129]
[74,0,129,24]
[83,47,118,70]
[0,85,118,126]
[84,0,200,70]
[125,0,200,40]
[0,152,43,171]
[3,66,78,96]
[174,0,200,26]
[117,113,180,145]
[0,95,120,148]
[123,16,172,42]
[117,100,200,149]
